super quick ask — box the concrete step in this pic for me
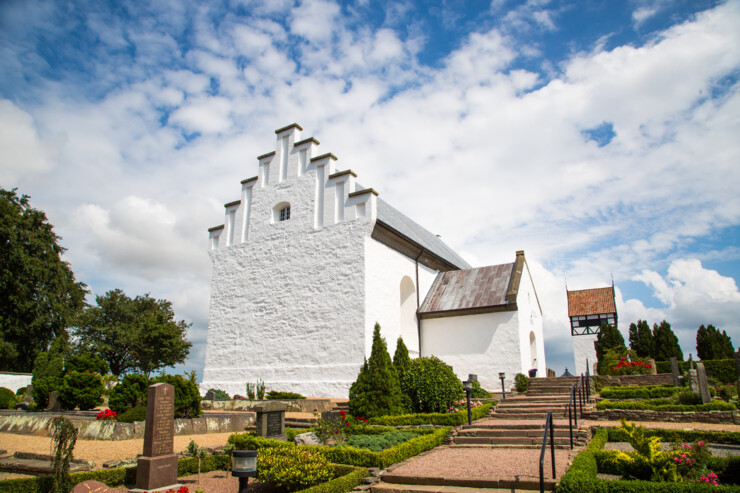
[372,483,532,493]
[458,429,585,438]
[487,413,566,420]
[494,407,567,414]
[449,443,581,450]
[462,422,573,430]
[452,436,575,446]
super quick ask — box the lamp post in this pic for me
[462,379,473,425]
[499,372,506,401]
[232,450,257,493]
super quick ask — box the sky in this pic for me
[1,0,739,385]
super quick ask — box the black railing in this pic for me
[539,410,556,493]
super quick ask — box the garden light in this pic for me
[232,450,257,493]
[499,372,506,400]
[462,379,473,425]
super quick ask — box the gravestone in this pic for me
[253,402,288,440]
[130,383,181,493]
[670,357,680,386]
[734,351,740,380]
[46,391,61,412]
[204,390,216,401]
[696,363,712,404]
[646,359,657,375]
[688,369,699,394]
[71,480,116,492]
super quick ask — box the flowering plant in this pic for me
[608,357,652,376]
[96,409,117,420]
[670,440,711,482]
[697,472,719,486]
[312,409,369,444]
[447,398,483,413]
[143,487,188,493]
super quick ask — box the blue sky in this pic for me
[2,0,739,386]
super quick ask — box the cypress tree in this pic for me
[696,324,734,360]
[393,337,411,380]
[628,320,653,358]
[348,323,405,418]
[652,320,683,361]
[595,323,625,374]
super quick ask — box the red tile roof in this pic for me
[567,287,616,317]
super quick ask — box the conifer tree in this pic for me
[652,320,683,361]
[348,323,405,418]
[696,324,734,360]
[393,337,411,380]
[628,320,653,358]
[595,323,625,374]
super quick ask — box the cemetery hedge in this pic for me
[0,455,367,493]
[369,402,493,426]
[654,359,737,383]
[599,385,679,400]
[596,399,736,412]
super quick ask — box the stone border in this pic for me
[583,409,739,424]
[200,398,335,413]
[0,413,255,440]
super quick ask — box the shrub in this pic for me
[266,391,306,400]
[596,399,735,412]
[677,389,703,406]
[401,356,463,413]
[608,357,653,376]
[150,374,201,418]
[369,403,492,426]
[58,371,104,410]
[345,430,418,452]
[471,380,493,398]
[31,347,65,409]
[116,405,147,423]
[108,374,149,415]
[206,388,230,399]
[63,354,109,375]
[257,447,333,492]
[514,373,529,392]
[600,386,680,400]
[0,387,16,409]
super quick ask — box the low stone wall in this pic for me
[583,409,739,424]
[0,413,255,440]
[594,374,674,387]
[201,398,334,413]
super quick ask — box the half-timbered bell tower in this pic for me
[567,285,617,375]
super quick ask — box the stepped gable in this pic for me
[567,286,616,316]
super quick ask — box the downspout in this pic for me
[415,249,422,357]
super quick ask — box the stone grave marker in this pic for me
[254,402,287,440]
[670,357,680,386]
[71,480,116,492]
[646,358,657,375]
[46,391,61,412]
[130,383,181,493]
[696,363,712,404]
[204,390,216,401]
[688,369,699,394]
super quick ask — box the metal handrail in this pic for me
[539,410,556,493]
[567,386,574,449]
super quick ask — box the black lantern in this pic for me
[462,379,473,425]
[232,450,257,493]
[499,372,506,401]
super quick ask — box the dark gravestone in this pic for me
[131,383,180,492]
[670,357,680,386]
[71,480,116,492]
[204,390,216,401]
[254,402,287,440]
[696,363,712,405]
[46,391,61,412]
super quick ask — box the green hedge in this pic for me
[557,428,740,492]
[369,403,492,426]
[600,386,681,400]
[655,359,737,383]
[596,399,736,412]
[606,428,740,445]
[229,427,450,469]
[301,465,369,493]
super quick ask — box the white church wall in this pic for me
[515,261,546,377]
[363,237,438,359]
[420,311,522,392]
[572,333,598,376]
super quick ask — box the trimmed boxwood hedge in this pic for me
[599,386,681,400]
[557,428,740,492]
[655,359,737,383]
[369,402,493,426]
[229,426,450,469]
[596,399,736,412]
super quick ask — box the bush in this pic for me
[596,399,735,412]
[677,389,703,406]
[108,374,149,415]
[151,374,201,418]
[0,388,16,409]
[471,380,493,398]
[63,354,109,375]
[600,386,680,400]
[401,356,463,413]
[514,373,529,392]
[655,359,737,384]
[266,391,306,400]
[206,388,230,399]
[116,405,147,423]
[369,403,493,426]
[58,371,105,410]
[257,447,333,491]
[31,348,65,409]
[345,430,418,452]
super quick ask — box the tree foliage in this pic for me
[74,289,192,377]
[59,370,104,410]
[392,337,411,380]
[31,334,69,408]
[696,324,734,360]
[651,320,683,361]
[401,356,463,413]
[348,323,406,418]
[108,373,149,415]
[63,353,109,375]
[0,188,87,372]
[628,320,654,358]
[595,323,625,374]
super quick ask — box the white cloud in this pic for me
[290,0,341,43]
[0,100,53,184]
[169,96,233,134]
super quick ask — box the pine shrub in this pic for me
[514,373,529,392]
[401,356,463,413]
[59,371,105,410]
[108,374,149,415]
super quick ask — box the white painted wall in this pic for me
[516,261,546,377]
[0,373,31,393]
[421,310,522,392]
[572,333,598,376]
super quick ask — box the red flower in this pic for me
[345,422,350,426]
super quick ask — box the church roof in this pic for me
[567,287,616,317]
[374,198,472,270]
[418,252,529,318]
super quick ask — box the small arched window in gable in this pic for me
[272,202,291,223]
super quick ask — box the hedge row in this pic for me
[654,359,737,383]
[605,428,740,445]
[557,428,740,492]
[369,403,493,426]
[596,399,736,412]
[229,427,450,469]
[599,386,681,400]
[0,456,366,493]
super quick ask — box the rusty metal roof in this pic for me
[567,287,616,316]
[419,263,515,315]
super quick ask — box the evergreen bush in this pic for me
[595,323,626,375]
[348,323,405,418]
[31,337,67,409]
[108,374,149,415]
[0,387,16,409]
[266,391,306,400]
[471,380,493,398]
[696,325,734,361]
[207,388,230,399]
[58,371,104,410]
[116,405,147,423]
[514,373,529,392]
[151,374,201,418]
[392,337,411,380]
[63,353,109,375]
[401,356,463,413]
[345,430,418,452]
[257,447,333,491]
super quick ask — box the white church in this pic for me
[201,124,546,397]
